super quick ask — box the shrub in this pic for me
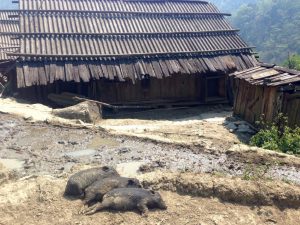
[250,114,300,154]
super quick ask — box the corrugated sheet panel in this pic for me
[0,10,19,21]
[20,13,233,33]
[0,10,20,61]
[0,20,19,33]
[20,0,220,13]
[15,0,251,60]
[20,33,248,56]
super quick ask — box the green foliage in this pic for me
[209,0,256,12]
[250,125,280,150]
[231,0,300,64]
[250,114,300,154]
[283,54,300,70]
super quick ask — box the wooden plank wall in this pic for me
[93,74,202,104]
[233,80,281,125]
[282,91,300,127]
[16,74,204,105]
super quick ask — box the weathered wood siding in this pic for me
[282,91,300,127]
[93,74,202,104]
[233,80,281,124]
[17,73,230,105]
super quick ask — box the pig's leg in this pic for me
[137,199,149,217]
[83,202,105,215]
[83,198,112,215]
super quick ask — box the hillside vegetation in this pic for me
[209,0,255,12]
[231,0,300,64]
[211,0,300,65]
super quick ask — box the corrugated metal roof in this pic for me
[14,0,251,60]
[0,10,19,61]
[20,0,220,13]
[13,0,257,87]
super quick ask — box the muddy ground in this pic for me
[1,107,300,224]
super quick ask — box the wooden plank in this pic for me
[250,69,280,80]
[183,58,196,74]
[192,58,205,74]
[230,55,242,71]
[210,57,223,72]
[230,66,261,77]
[49,63,56,83]
[106,63,116,80]
[56,62,65,81]
[65,63,74,82]
[38,63,47,85]
[158,60,170,77]
[101,63,109,80]
[164,60,174,74]
[125,62,136,83]
[170,59,181,74]
[151,60,163,79]
[197,58,209,73]
[96,62,104,78]
[30,65,39,86]
[44,62,50,83]
[186,58,198,74]
[78,63,90,82]
[239,80,250,118]
[236,55,248,70]
[72,62,80,82]
[295,99,300,127]
[120,62,129,79]
[134,61,145,78]
[244,84,256,123]
[178,58,190,74]
[88,63,98,80]
[222,55,236,71]
[236,80,247,116]
[215,56,229,72]
[144,60,156,77]
[202,57,217,73]
[16,65,25,88]
[115,64,124,81]
[237,68,268,79]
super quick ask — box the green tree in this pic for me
[283,54,300,70]
[231,0,300,64]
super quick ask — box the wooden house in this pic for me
[8,0,257,105]
[230,63,300,127]
[0,10,19,91]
